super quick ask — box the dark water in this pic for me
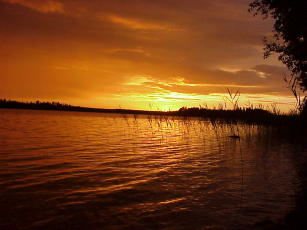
[0,109,306,230]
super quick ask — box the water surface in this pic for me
[0,109,306,229]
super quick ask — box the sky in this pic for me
[0,0,297,111]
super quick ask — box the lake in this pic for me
[0,109,306,229]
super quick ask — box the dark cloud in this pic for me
[0,0,294,109]
[2,0,65,14]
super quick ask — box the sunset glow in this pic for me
[0,0,297,112]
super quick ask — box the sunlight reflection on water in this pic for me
[0,109,305,230]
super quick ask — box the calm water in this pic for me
[0,109,306,230]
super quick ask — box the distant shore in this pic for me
[0,99,305,128]
[0,99,169,116]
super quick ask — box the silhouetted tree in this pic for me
[249,0,307,112]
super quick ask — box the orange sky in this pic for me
[0,0,297,112]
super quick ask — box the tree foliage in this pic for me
[249,0,307,93]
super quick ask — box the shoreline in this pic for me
[1,99,305,128]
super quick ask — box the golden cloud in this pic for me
[105,14,182,32]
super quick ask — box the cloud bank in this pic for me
[0,0,295,110]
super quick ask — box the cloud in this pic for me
[2,0,64,14]
[105,14,182,32]
[0,0,296,110]
[123,67,290,97]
